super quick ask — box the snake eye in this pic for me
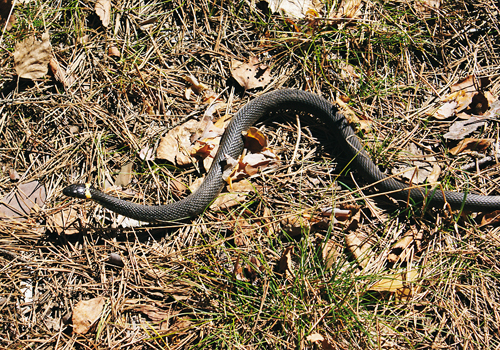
[63,184,90,199]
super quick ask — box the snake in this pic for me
[63,89,500,223]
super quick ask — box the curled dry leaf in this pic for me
[13,32,51,79]
[158,105,228,168]
[49,57,66,85]
[95,0,111,28]
[246,255,262,281]
[480,210,500,226]
[108,252,124,267]
[449,138,491,155]
[434,75,491,120]
[229,128,279,181]
[339,61,360,80]
[221,154,239,182]
[139,145,154,161]
[184,74,208,95]
[278,246,295,279]
[9,169,20,181]
[243,127,267,152]
[387,231,417,264]
[450,75,488,94]
[231,57,273,90]
[445,90,474,114]
[108,45,120,57]
[72,297,106,334]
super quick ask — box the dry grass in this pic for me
[1,0,500,348]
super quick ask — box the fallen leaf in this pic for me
[344,207,361,231]
[450,75,487,94]
[221,154,240,182]
[243,127,267,152]
[13,32,51,79]
[265,0,319,19]
[435,76,491,120]
[108,253,124,267]
[387,231,416,264]
[115,162,134,187]
[184,74,208,95]
[72,297,106,334]
[330,0,362,19]
[209,179,255,211]
[278,246,295,279]
[95,0,111,28]
[139,145,154,161]
[480,210,500,226]
[108,45,120,57]
[47,206,80,235]
[322,239,341,269]
[191,140,215,158]
[49,57,66,85]
[281,214,311,237]
[414,0,440,15]
[231,57,273,90]
[157,118,209,165]
[345,231,371,268]
[368,270,419,299]
[233,149,279,179]
[246,255,262,281]
[449,138,491,155]
[391,144,440,184]
[339,61,360,80]
[446,90,474,114]
[443,116,487,140]
[470,92,489,115]
[307,333,324,342]
[432,101,457,119]
[9,169,20,181]
[0,181,46,221]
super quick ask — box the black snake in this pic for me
[63,89,500,222]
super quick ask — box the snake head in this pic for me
[63,184,93,199]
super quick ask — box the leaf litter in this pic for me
[2,1,500,349]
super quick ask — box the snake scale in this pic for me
[63,89,500,222]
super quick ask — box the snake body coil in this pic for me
[63,89,500,222]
